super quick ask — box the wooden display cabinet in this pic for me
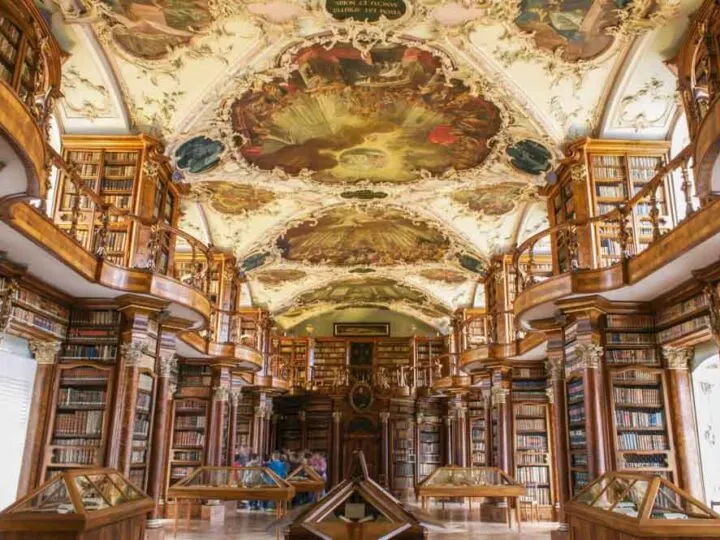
[547,139,675,271]
[52,135,180,268]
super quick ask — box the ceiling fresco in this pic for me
[276,206,450,266]
[46,0,698,328]
[230,42,502,184]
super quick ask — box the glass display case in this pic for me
[0,468,153,539]
[284,451,426,540]
[286,463,325,495]
[167,466,295,524]
[416,466,526,530]
[566,472,720,539]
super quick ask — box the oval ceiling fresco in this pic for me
[230,42,502,184]
[276,206,450,266]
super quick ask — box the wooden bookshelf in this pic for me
[235,398,253,448]
[279,414,302,451]
[413,337,444,388]
[53,136,179,269]
[42,363,114,480]
[604,314,658,367]
[0,276,69,341]
[129,371,155,489]
[514,402,554,513]
[63,308,121,364]
[312,338,348,389]
[0,5,43,107]
[168,397,208,489]
[608,367,676,483]
[512,365,547,402]
[417,416,442,481]
[564,320,590,496]
[468,392,486,467]
[391,417,415,494]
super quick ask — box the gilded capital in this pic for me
[29,340,60,365]
[159,353,177,378]
[379,411,391,423]
[120,340,146,367]
[491,386,510,405]
[213,385,230,402]
[546,357,564,380]
[546,387,555,404]
[456,406,467,419]
[416,413,424,424]
[663,347,692,370]
[332,411,342,423]
[576,343,603,369]
[230,389,242,407]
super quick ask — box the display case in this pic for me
[565,472,720,539]
[416,466,526,529]
[0,469,153,539]
[284,451,425,540]
[167,466,295,520]
[286,463,325,496]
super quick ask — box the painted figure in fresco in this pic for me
[99,0,213,59]
[276,207,450,266]
[452,183,535,216]
[515,0,628,62]
[231,43,502,184]
[190,181,275,215]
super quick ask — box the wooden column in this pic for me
[262,401,272,457]
[146,353,174,522]
[380,412,390,489]
[331,411,342,486]
[226,390,239,465]
[269,413,279,455]
[493,387,513,474]
[414,413,423,487]
[664,347,704,499]
[547,339,570,525]
[455,403,469,467]
[299,410,307,449]
[18,340,60,495]
[207,367,230,466]
[576,343,609,478]
[118,344,141,476]
[444,412,454,465]
[483,389,492,467]
[252,402,265,454]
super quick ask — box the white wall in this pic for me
[692,341,720,505]
[0,336,36,510]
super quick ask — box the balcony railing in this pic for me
[512,147,696,294]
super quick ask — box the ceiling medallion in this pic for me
[228,40,503,185]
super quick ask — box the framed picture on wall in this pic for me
[333,323,390,337]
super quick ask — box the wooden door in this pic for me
[343,435,380,480]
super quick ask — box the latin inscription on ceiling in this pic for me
[325,0,407,22]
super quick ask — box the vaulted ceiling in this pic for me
[42,0,700,331]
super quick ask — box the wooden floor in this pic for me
[166,504,558,539]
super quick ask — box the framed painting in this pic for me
[334,323,390,338]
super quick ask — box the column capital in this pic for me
[298,410,306,422]
[491,386,510,406]
[444,414,454,425]
[456,406,467,419]
[120,340,146,367]
[546,357,564,380]
[663,347,692,370]
[230,389,242,407]
[212,385,230,402]
[332,411,342,423]
[379,411,391,423]
[158,353,177,378]
[28,339,60,365]
[416,413,424,424]
[576,343,603,369]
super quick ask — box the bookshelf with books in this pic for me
[512,364,547,402]
[604,313,658,367]
[375,339,412,368]
[53,136,179,268]
[0,276,69,341]
[608,367,676,483]
[655,289,712,347]
[546,170,580,273]
[42,363,114,480]
[129,371,155,489]
[63,308,121,365]
[311,338,348,389]
[467,392,487,467]
[413,337,444,388]
[168,397,209,489]
[275,336,310,382]
[514,402,554,517]
[417,415,442,482]
[391,417,415,494]
[235,398,254,448]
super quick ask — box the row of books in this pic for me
[58,388,106,407]
[68,151,101,163]
[137,393,152,412]
[12,287,69,321]
[420,442,440,454]
[62,344,117,361]
[131,450,147,464]
[567,380,584,401]
[175,415,206,429]
[103,165,136,177]
[612,370,658,383]
[516,435,548,451]
[51,438,101,447]
[514,368,545,379]
[100,231,128,252]
[102,194,132,209]
[606,332,655,345]
[620,454,668,469]
[517,404,546,417]
[615,410,664,428]
[571,454,588,467]
[138,374,153,392]
[54,410,104,436]
[70,310,120,325]
[596,185,627,199]
[568,404,585,425]
[606,348,657,365]
[104,152,138,164]
[613,387,662,406]
[173,450,202,462]
[512,380,546,390]
[11,306,66,338]
[173,431,204,447]
[50,447,99,465]
[569,429,586,449]
[471,443,485,452]
[517,452,548,465]
[170,466,196,480]
[134,418,150,437]
[627,156,662,181]
[394,463,413,476]
[516,419,545,431]
[420,432,440,443]
[656,294,708,326]
[0,17,21,43]
[180,376,211,387]
[606,314,654,329]
[657,315,710,343]
[526,486,552,506]
[68,327,118,341]
[60,368,108,385]
[618,433,668,451]
[73,163,99,178]
[516,466,549,484]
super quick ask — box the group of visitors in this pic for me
[233,445,328,509]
